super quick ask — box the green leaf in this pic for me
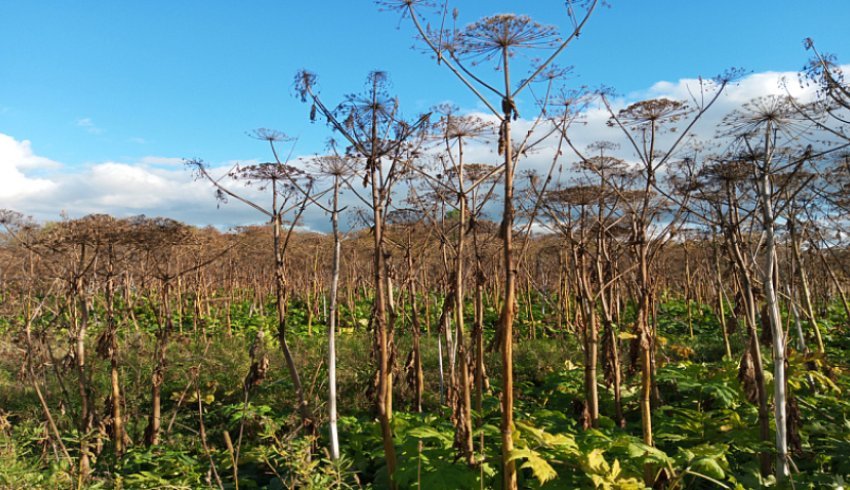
[583,448,610,474]
[626,442,671,465]
[407,425,452,445]
[509,447,558,484]
[610,459,621,479]
[690,457,725,480]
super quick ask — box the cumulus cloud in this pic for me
[138,156,184,166]
[0,134,59,201]
[0,138,328,230]
[12,160,273,227]
[2,67,846,232]
[459,66,845,179]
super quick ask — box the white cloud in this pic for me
[2,66,847,231]
[139,156,184,166]
[488,66,846,175]
[0,134,59,201]
[75,117,104,135]
[46,160,272,226]
[0,135,293,228]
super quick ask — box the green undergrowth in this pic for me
[0,298,848,488]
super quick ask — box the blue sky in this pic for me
[3,1,848,164]
[1,1,849,227]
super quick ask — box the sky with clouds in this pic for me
[1,1,849,231]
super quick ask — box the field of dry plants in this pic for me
[2,1,850,488]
